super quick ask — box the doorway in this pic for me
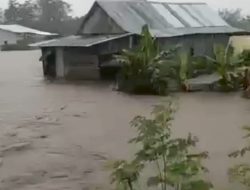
[43,50,56,79]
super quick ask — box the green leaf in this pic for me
[182,180,213,190]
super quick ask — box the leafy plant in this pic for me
[115,25,163,95]
[229,126,250,188]
[239,50,250,66]
[150,48,199,92]
[108,160,144,190]
[205,44,244,91]
[109,99,212,190]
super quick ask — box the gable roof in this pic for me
[86,0,245,37]
[0,24,57,36]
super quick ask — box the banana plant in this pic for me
[115,25,171,95]
[205,44,244,91]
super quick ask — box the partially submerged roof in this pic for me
[0,24,57,36]
[80,0,245,37]
[30,33,133,47]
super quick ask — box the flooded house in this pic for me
[34,0,248,80]
[0,24,56,49]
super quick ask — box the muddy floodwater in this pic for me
[0,50,249,190]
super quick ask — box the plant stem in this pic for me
[162,155,167,190]
[155,159,164,190]
[128,179,133,190]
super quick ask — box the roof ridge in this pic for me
[97,0,145,2]
[96,0,206,4]
[150,2,207,5]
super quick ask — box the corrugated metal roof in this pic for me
[31,33,133,47]
[97,1,243,36]
[0,24,57,36]
[151,26,246,38]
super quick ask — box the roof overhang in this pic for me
[30,33,134,48]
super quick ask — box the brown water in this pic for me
[0,50,249,190]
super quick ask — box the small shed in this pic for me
[0,24,57,47]
[34,0,248,80]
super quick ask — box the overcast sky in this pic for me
[1,0,250,17]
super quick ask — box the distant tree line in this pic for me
[3,0,84,35]
[219,9,250,31]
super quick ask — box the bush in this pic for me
[229,126,250,188]
[108,99,212,190]
[115,25,170,95]
[204,44,245,91]
[240,49,250,66]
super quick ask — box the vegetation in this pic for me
[108,99,212,190]
[4,0,83,35]
[116,25,168,95]
[229,126,250,188]
[240,50,250,66]
[116,26,203,95]
[219,9,250,32]
[204,44,244,91]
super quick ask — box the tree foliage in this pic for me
[219,9,250,32]
[229,126,250,188]
[109,99,212,190]
[4,0,83,35]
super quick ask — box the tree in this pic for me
[37,0,72,23]
[219,9,250,31]
[4,0,19,23]
[17,0,37,24]
[109,99,212,190]
[34,0,77,34]
[4,0,82,35]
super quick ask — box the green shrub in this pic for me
[116,25,174,95]
[205,44,244,91]
[108,99,212,190]
[239,50,250,66]
[229,126,250,188]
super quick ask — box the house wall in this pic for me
[0,30,20,45]
[80,5,124,34]
[158,34,230,56]
[63,48,100,80]
[40,34,231,80]
[229,35,250,54]
[96,36,133,55]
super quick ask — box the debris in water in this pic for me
[50,172,68,179]
[1,142,31,153]
[60,105,67,111]
[0,158,3,167]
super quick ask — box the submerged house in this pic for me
[0,24,56,47]
[35,0,248,80]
